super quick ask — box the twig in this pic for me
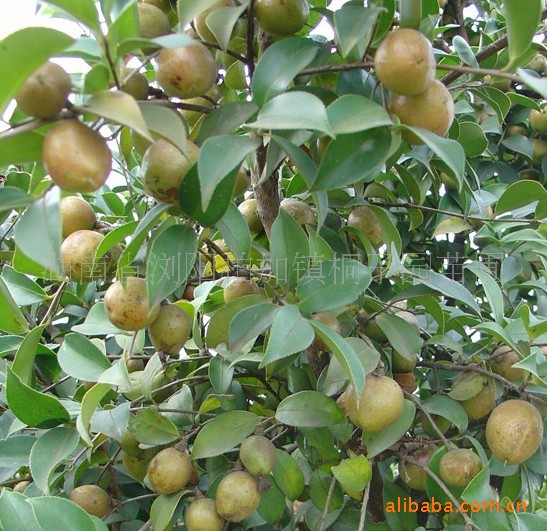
[357,481,371,531]
[246,0,256,79]
[375,201,533,224]
[39,281,68,326]
[403,390,451,451]
[318,475,337,531]
[402,455,479,529]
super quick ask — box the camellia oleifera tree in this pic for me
[0,0,546,529]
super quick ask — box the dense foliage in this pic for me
[0,0,546,529]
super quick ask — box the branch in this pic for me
[318,475,337,531]
[357,481,371,531]
[246,0,256,79]
[375,201,534,224]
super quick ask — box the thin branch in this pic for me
[357,481,371,531]
[318,475,337,531]
[437,63,519,81]
[375,201,533,224]
[39,281,68,326]
[246,0,256,79]
[418,361,547,407]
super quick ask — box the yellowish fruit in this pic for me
[280,198,316,226]
[254,0,309,36]
[507,124,527,136]
[439,449,482,488]
[194,0,234,43]
[312,312,341,351]
[122,452,149,481]
[460,378,495,421]
[61,230,110,282]
[530,137,547,165]
[489,346,524,382]
[104,277,160,331]
[374,29,435,96]
[529,108,547,135]
[148,303,192,355]
[224,277,260,302]
[43,120,112,193]
[392,350,417,373]
[239,435,277,476]
[138,2,170,39]
[526,53,547,74]
[186,497,225,531]
[142,139,199,203]
[60,196,96,238]
[347,205,384,248]
[345,375,404,432]
[13,481,31,493]
[157,44,217,99]
[127,357,145,373]
[485,400,543,465]
[120,68,149,100]
[141,0,172,14]
[238,198,263,233]
[148,447,193,494]
[399,444,437,490]
[215,471,261,522]
[233,167,250,197]
[393,371,417,393]
[16,61,71,118]
[69,485,110,518]
[390,79,455,144]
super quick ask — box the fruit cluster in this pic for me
[375,28,455,143]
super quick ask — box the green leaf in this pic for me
[0,187,33,213]
[74,90,152,141]
[448,373,487,401]
[0,27,74,115]
[432,217,473,238]
[0,491,40,530]
[205,2,248,50]
[361,400,416,458]
[58,333,111,382]
[209,356,234,394]
[376,313,420,362]
[458,121,488,157]
[270,209,310,291]
[138,102,188,155]
[117,203,171,275]
[461,464,492,503]
[197,101,258,143]
[37,0,100,31]
[495,179,547,215]
[310,322,367,400]
[12,325,45,386]
[311,128,391,191]
[0,436,36,467]
[6,366,70,428]
[72,302,125,336]
[275,391,344,428]
[12,247,63,281]
[452,35,479,67]
[191,410,259,459]
[272,449,305,501]
[150,491,188,531]
[26,496,101,531]
[421,395,469,434]
[0,132,44,165]
[466,262,505,325]
[146,224,197,309]
[29,426,79,494]
[408,267,480,314]
[334,4,382,58]
[13,187,62,277]
[177,0,220,26]
[94,220,138,262]
[179,164,236,227]
[262,305,314,366]
[128,408,179,446]
[206,294,265,348]
[503,0,542,71]
[198,135,260,211]
[310,470,344,512]
[331,455,372,497]
[518,68,547,99]
[327,95,392,135]
[403,127,465,185]
[2,266,48,306]
[216,203,251,260]
[0,277,29,334]
[297,259,372,313]
[246,92,333,135]
[229,302,279,353]
[77,383,113,446]
[252,37,319,106]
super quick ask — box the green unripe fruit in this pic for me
[254,0,309,36]
[239,435,277,476]
[186,497,224,531]
[149,303,192,355]
[215,471,261,522]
